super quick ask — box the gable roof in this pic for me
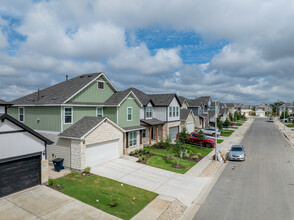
[180,109,194,121]
[104,90,143,107]
[125,88,181,107]
[59,116,124,139]
[0,99,12,106]
[0,113,53,145]
[186,98,203,107]
[11,72,118,105]
[178,96,186,105]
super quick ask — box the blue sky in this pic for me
[1,0,294,104]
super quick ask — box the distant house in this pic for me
[256,103,272,117]
[278,103,294,116]
[219,103,229,122]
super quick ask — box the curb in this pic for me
[274,120,294,150]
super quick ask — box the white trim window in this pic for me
[127,107,132,121]
[18,107,25,122]
[176,107,179,117]
[97,107,103,117]
[146,106,152,118]
[64,107,73,124]
[129,131,137,146]
[173,107,176,117]
[97,81,104,90]
[169,107,172,117]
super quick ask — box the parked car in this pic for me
[227,145,245,161]
[200,128,221,137]
[188,132,216,148]
[268,116,274,122]
[230,122,235,126]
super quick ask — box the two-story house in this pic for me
[219,103,229,122]
[122,88,182,145]
[278,103,293,116]
[8,72,144,170]
[256,103,272,117]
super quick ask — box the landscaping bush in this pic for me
[177,127,189,144]
[184,152,190,159]
[192,155,199,160]
[48,179,55,186]
[109,193,120,207]
[84,167,91,174]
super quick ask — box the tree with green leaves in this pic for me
[198,130,205,150]
[217,117,223,130]
[172,139,184,166]
[229,113,234,122]
[281,111,289,119]
[177,127,189,144]
[223,118,230,128]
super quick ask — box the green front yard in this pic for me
[137,144,212,174]
[229,126,238,129]
[286,124,294,128]
[217,139,224,144]
[221,129,235,137]
[51,172,157,220]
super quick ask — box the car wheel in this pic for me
[212,133,215,136]
[205,143,212,148]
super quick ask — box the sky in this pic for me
[1,0,294,104]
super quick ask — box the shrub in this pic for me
[197,153,202,157]
[48,179,55,186]
[165,135,172,147]
[84,167,91,174]
[193,155,199,160]
[130,150,136,155]
[109,193,120,207]
[184,153,190,159]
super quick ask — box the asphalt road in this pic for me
[194,118,294,220]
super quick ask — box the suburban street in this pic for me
[194,118,294,220]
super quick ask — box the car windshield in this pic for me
[231,147,243,151]
[204,135,208,139]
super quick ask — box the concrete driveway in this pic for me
[91,158,210,207]
[0,185,119,220]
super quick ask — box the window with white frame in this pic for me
[19,107,24,122]
[97,107,103,117]
[64,107,73,124]
[176,107,179,116]
[97,81,104,90]
[173,107,176,117]
[129,131,137,146]
[146,106,152,118]
[127,107,132,121]
[169,107,172,117]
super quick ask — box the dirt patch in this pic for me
[172,164,186,169]
[163,157,173,161]
[47,184,64,191]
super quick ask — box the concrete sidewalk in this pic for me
[274,118,294,149]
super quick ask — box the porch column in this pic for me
[126,132,129,148]
[148,126,152,145]
[161,125,164,141]
[140,130,143,144]
[156,125,158,142]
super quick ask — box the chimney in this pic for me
[66,75,68,81]
[37,89,40,101]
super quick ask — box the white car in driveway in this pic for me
[200,128,221,137]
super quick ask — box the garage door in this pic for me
[0,154,41,197]
[186,122,195,133]
[169,126,179,139]
[86,140,119,167]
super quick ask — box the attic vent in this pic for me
[52,97,58,100]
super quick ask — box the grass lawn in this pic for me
[52,172,158,220]
[292,129,294,131]
[229,126,238,129]
[144,144,212,174]
[286,124,294,128]
[234,122,243,126]
[217,139,224,144]
[221,129,235,137]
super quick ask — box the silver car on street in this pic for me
[228,145,245,161]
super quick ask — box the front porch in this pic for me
[141,118,165,145]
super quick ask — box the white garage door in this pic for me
[169,126,179,139]
[186,122,194,133]
[86,140,119,167]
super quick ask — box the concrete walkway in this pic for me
[0,185,120,220]
[92,159,210,207]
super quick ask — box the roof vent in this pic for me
[52,97,58,100]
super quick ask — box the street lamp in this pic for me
[284,106,286,130]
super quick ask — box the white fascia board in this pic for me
[98,72,118,92]
[58,136,82,140]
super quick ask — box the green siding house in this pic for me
[9,72,144,159]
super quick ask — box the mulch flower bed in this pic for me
[81,172,92,177]
[172,164,186,169]
[174,154,204,162]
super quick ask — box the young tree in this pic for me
[177,127,189,144]
[223,118,230,128]
[217,117,223,130]
[198,130,205,149]
[229,113,234,122]
[172,139,184,166]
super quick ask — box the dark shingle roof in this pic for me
[104,90,132,106]
[208,110,216,118]
[186,98,203,107]
[180,109,192,121]
[12,72,106,105]
[122,125,146,131]
[0,113,53,144]
[0,99,12,106]
[141,118,165,126]
[124,88,181,107]
[225,103,235,108]
[178,96,187,105]
[59,116,106,139]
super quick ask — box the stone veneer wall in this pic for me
[71,140,84,171]
[41,160,49,184]
[162,121,181,140]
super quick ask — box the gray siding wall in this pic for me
[154,107,166,121]
[41,133,71,168]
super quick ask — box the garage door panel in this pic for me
[86,140,119,167]
[169,126,179,139]
[0,155,41,197]
[186,122,194,133]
